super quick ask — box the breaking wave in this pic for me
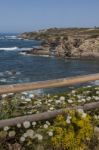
[0,47,19,51]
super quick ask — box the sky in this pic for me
[0,0,99,33]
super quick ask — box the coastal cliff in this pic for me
[20,28,99,58]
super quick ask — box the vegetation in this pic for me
[0,85,99,149]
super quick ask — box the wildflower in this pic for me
[78,100,82,103]
[29,94,34,99]
[48,103,51,106]
[22,92,28,95]
[46,121,50,126]
[23,121,31,128]
[82,113,87,118]
[71,90,76,94]
[4,126,10,131]
[67,99,73,104]
[66,115,71,124]
[60,96,65,101]
[49,107,54,110]
[81,99,86,102]
[48,99,53,103]
[94,96,99,101]
[17,123,21,128]
[36,134,43,141]
[55,100,61,104]
[32,121,37,126]
[47,94,50,98]
[94,115,98,119]
[48,131,53,137]
[44,124,48,129]
[24,98,31,102]
[86,97,91,101]
[66,118,71,124]
[21,96,25,100]
[26,129,34,138]
[20,136,25,142]
[96,91,99,94]
[87,85,91,88]
[8,131,16,137]
[77,109,84,114]
[23,133,28,138]
[2,94,7,98]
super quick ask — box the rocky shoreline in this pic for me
[19,28,99,58]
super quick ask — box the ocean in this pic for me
[0,33,99,94]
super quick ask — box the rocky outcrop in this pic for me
[20,28,99,58]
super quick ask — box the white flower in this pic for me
[2,94,7,98]
[66,118,71,124]
[77,95,83,99]
[67,99,73,104]
[21,96,25,100]
[44,124,48,129]
[26,129,34,138]
[48,99,53,103]
[77,109,84,114]
[55,100,61,104]
[17,123,21,128]
[36,134,43,141]
[95,96,99,101]
[81,99,86,102]
[87,85,91,88]
[71,90,76,94]
[78,100,82,103]
[86,97,91,101]
[8,93,14,96]
[60,96,65,101]
[23,121,31,128]
[66,115,71,124]
[48,131,53,136]
[46,121,50,126]
[48,103,51,106]
[4,126,10,131]
[32,121,37,126]
[22,92,28,95]
[23,133,28,138]
[8,131,16,137]
[96,91,99,94]
[94,115,98,119]
[47,94,50,98]
[20,136,25,142]
[29,94,34,99]
[82,113,87,118]
[24,98,31,102]
[49,107,54,110]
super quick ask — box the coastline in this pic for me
[19,28,99,59]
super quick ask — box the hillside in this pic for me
[20,28,99,58]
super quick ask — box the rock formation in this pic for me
[19,28,99,58]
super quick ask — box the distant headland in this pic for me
[19,27,99,58]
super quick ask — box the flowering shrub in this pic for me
[50,110,93,150]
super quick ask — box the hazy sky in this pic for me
[0,0,99,33]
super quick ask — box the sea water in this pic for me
[0,33,99,94]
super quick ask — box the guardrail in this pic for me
[0,73,99,94]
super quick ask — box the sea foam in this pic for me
[0,47,18,51]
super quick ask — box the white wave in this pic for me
[5,35,17,39]
[0,47,18,51]
[0,78,7,83]
[20,48,33,51]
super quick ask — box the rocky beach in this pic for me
[20,28,99,58]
